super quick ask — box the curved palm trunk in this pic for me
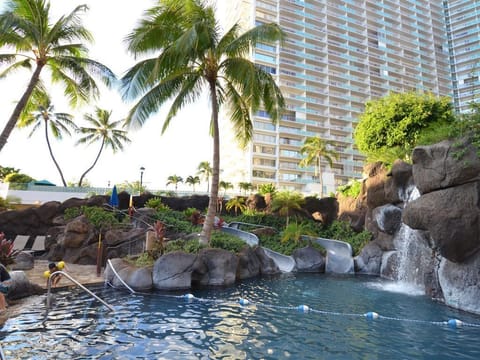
[78,138,105,186]
[44,119,68,187]
[0,64,44,152]
[200,81,220,245]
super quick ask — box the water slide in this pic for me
[301,235,354,274]
[222,223,354,274]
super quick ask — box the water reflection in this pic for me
[1,274,480,359]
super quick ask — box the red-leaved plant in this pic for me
[0,232,17,266]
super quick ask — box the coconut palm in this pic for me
[225,196,246,216]
[219,180,233,197]
[166,175,183,194]
[122,0,285,244]
[76,107,131,186]
[238,181,253,195]
[271,190,305,226]
[185,175,200,192]
[299,136,338,198]
[18,91,76,186]
[0,0,115,152]
[197,161,212,193]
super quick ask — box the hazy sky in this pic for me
[0,0,212,190]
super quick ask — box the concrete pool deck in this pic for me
[23,260,105,290]
[1,260,106,325]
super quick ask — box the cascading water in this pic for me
[380,186,434,295]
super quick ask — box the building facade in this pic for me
[444,0,480,113]
[218,1,453,195]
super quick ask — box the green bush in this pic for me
[210,231,247,253]
[64,206,120,229]
[337,179,362,199]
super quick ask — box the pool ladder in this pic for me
[46,271,114,312]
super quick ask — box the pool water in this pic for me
[1,273,480,359]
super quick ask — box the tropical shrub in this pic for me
[146,197,170,211]
[64,206,120,229]
[0,233,17,266]
[337,179,363,199]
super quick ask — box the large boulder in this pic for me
[292,246,325,272]
[438,254,480,315]
[6,271,44,300]
[104,258,152,291]
[192,248,239,286]
[372,204,402,235]
[403,182,480,263]
[412,138,480,195]
[254,247,281,275]
[11,251,35,270]
[354,242,383,275]
[152,251,197,290]
[236,246,261,280]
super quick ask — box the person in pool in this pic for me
[0,263,11,311]
[45,261,66,288]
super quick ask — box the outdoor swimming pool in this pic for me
[1,273,479,359]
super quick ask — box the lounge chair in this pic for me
[31,235,46,252]
[12,235,30,251]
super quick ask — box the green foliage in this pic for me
[145,197,170,211]
[210,232,247,253]
[225,197,247,216]
[0,197,12,211]
[281,222,316,244]
[64,207,83,220]
[270,191,305,225]
[0,166,20,181]
[184,207,198,218]
[164,239,206,254]
[258,183,277,195]
[354,92,456,164]
[155,210,198,234]
[63,206,120,230]
[452,103,480,157]
[337,179,363,198]
[4,172,35,185]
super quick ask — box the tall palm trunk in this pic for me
[0,63,44,152]
[200,80,220,244]
[78,138,105,186]
[44,119,68,187]
[318,157,324,198]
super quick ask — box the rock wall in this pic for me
[353,139,480,314]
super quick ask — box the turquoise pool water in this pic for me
[1,273,480,359]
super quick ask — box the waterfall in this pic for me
[380,186,434,295]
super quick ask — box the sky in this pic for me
[0,0,213,190]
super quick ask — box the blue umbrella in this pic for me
[109,185,119,208]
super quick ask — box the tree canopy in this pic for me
[353,92,456,163]
[0,0,115,152]
[121,0,285,244]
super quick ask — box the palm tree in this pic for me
[166,175,183,194]
[219,180,234,197]
[185,175,200,192]
[271,191,305,226]
[121,0,285,244]
[18,91,76,186]
[76,107,131,186]
[238,181,253,195]
[299,136,338,198]
[225,196,246,216]
[0,0,115,152]
[197,161,212,193]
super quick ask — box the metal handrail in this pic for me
[106,259,136,294]
[46,271,114,312]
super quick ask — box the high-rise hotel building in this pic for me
[217,1,462,195]
[444,0,480,113]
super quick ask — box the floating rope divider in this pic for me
[106,259,136,294]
